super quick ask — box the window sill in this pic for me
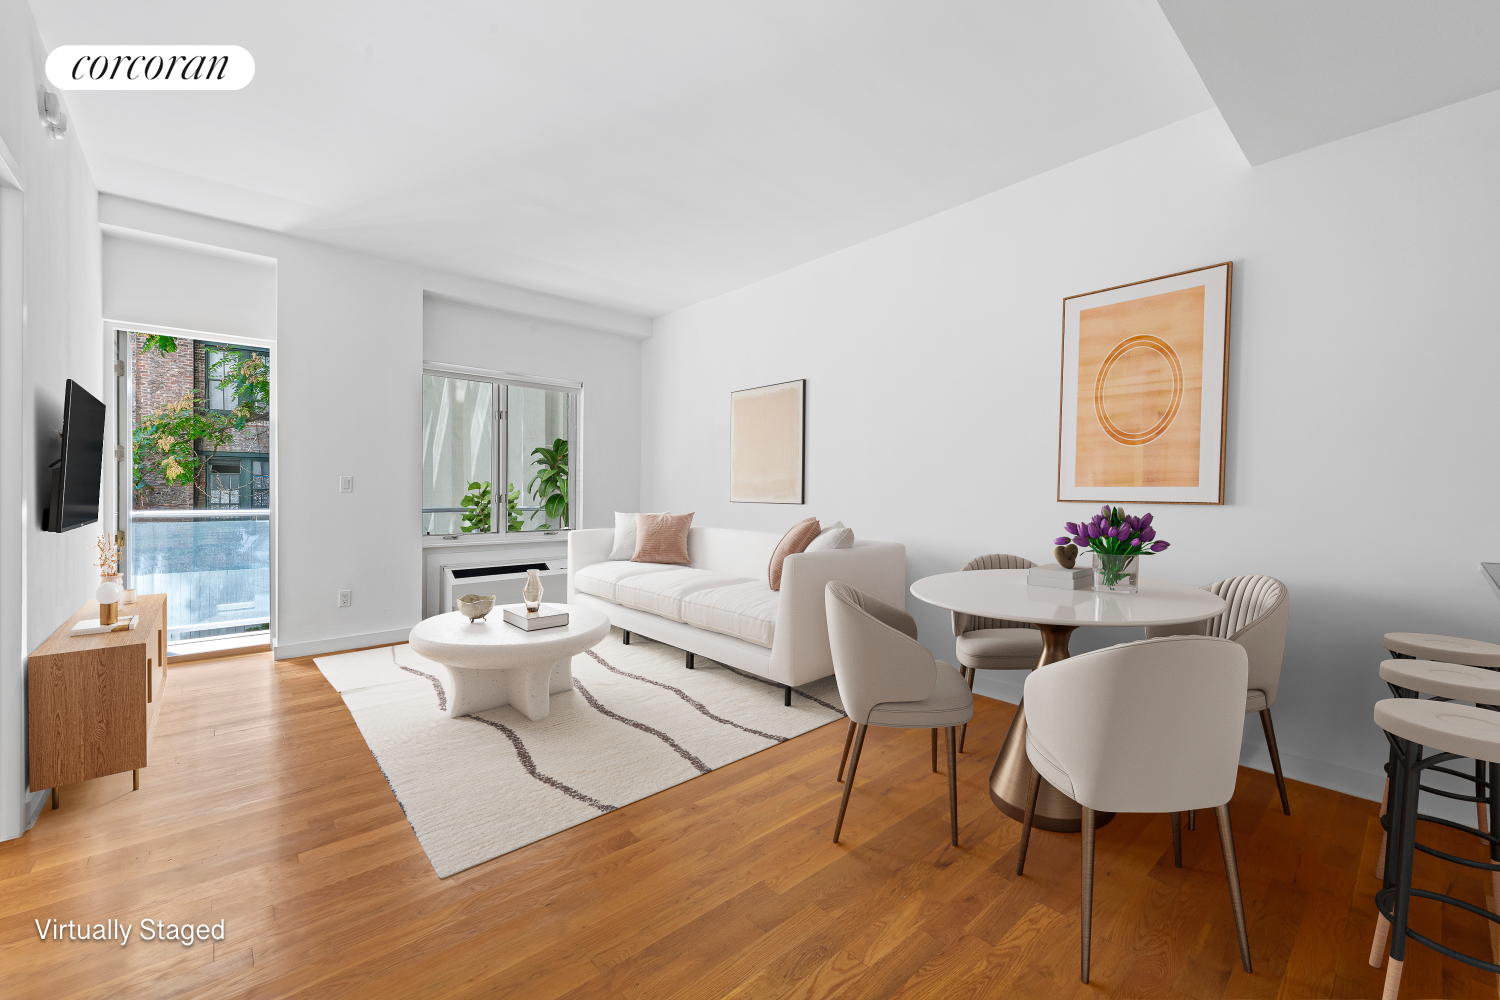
[421,531,571,549]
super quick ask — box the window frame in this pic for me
[421,362,581,541]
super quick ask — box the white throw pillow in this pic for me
[805,523,854,551]
[609,511,667,560]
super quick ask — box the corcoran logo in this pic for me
[45,46,254,90]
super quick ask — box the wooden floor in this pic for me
[3,649,1499,999]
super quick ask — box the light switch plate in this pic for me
[339,476,353,493]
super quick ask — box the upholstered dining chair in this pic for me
[1016,636,1253,983]
[826,581,974,848]
[952,553,1043,752]
[1146,575,1292,815]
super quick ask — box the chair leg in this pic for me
[833,724,867,844]
[1259,708,1291,816]
[1214,804,1252,973]
[1489,761,1500,907]
[931,728,938,773]
[946,726,959,847]
[1188,809,1194,831]
[1371,743,1406,968]
[1382,740,1423,999]
[959,667,977,753]
[1017,769,1042,876]
[1171,812,1182,868]
[1081,806,1096,984]
[1375,773,1390,881]
[837,719,856,782]
[50,788,58,810]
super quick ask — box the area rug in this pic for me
[313,629,845,877]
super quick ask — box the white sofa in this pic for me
[567,527,906,704]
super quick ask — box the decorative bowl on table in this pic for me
[456,594,495,622]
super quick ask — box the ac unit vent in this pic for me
[450,562,552,579]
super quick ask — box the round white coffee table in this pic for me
[910,570,1226,832]
[407,604,610,720]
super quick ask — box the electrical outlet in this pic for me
[339,476,353,493]
[338,590,351,608]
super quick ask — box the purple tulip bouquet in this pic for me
[1056,505,1170,591]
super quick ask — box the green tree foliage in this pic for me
[133,393,250,505]
[528,438,569,529]
[461,480,492,533]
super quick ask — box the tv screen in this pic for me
[45,379,106,533]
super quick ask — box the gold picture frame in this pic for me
[1057,262,1232,505]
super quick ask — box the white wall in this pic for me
[642,98,1500,803]
[0,0,104,841]
[102,234,275,343]
[98,196,647,662]
[418,297,643,617]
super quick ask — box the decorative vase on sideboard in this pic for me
[96,574,124,625]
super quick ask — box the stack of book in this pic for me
[70,616,139,636]
[1025,565,1093,591]
[502,604,570,631]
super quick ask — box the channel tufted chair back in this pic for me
[1147,574,1292,814]
[951,553,1040,636]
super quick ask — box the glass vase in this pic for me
[1092,553,1139,594]
[522,568,544,612]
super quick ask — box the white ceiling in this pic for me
[31,0,1213,316]
[1159,1,1500,166]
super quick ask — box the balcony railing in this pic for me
[129,509,269,643]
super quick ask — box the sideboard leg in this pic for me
[51,788,58,810]
[133,769,139,791]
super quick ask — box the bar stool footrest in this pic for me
[1375,886,1500,974]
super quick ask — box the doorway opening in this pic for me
[116,327,272,656]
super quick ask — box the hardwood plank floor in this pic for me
[2,648,1496,999]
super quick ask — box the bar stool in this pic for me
[1369,697,1500,999]
[1385,633,1500,670]
[1375,631,1500,879]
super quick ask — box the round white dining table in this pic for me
[910,569,1227,833]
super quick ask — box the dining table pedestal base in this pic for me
[987,623,1116,833]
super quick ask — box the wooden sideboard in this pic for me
[28,594,168,806]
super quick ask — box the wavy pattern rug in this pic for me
[314,628,846,877]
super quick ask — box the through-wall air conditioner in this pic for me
[439,560,569,617]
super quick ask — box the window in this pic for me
[206,456,270,510]
[422,366,578,537]
[205,344,269,413]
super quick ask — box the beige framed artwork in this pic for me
[730,379,805,504]
[1057,262,1231,505]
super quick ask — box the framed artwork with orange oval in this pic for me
[1058,262,1231,504]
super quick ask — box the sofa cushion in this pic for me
[634,511,694,564]
[573,561,680,603]
[614,568,752,622]
[768,517,821,590]
[681,581,780,648]
[609,511,666,561]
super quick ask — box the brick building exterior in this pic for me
[131,332,270,511]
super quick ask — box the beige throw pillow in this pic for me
[768,517,821,591]
[632,512,694,564]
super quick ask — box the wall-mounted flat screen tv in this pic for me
[43,379,106,533]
